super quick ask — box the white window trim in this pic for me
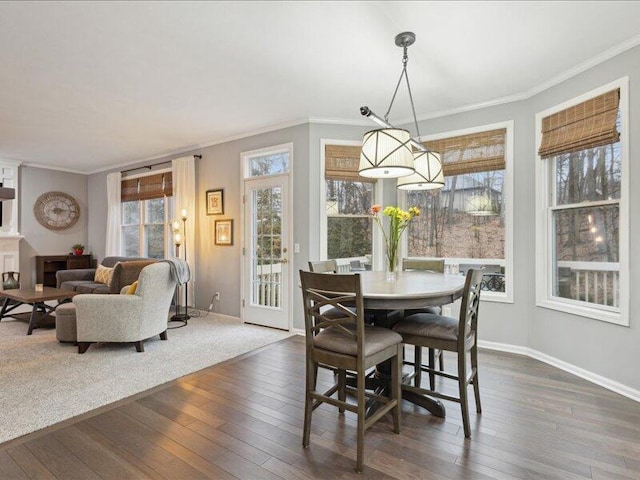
[121,168,173,258]
[535,77,629,327]
[319,139,384,269]
[400,120,515,304]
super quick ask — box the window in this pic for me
[536,79,628,326]
[322,143,376,271]
[121,171,173,259]
[404,124,513,301]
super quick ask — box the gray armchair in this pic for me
[73,262,177,353]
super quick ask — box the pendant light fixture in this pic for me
[359,32,444,189]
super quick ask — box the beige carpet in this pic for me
[0,313,292,445]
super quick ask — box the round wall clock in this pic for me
[33,191,80,230]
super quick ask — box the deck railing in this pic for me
[556,261,619,307]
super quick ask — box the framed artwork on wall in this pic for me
[206,189,224,215]
[215,219,233,246]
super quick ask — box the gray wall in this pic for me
[526,45,640,391]
[87,123,310,322]
[19,167,88,287]
[82,43,640,392]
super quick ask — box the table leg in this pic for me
[27,304,41,335]
[0,297,10,320]
[401,388,446,417]
[27,302,54,335]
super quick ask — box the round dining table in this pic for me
[356,270,466,417]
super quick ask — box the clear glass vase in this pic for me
[385,253,398,282]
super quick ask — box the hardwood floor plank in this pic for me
[0,450,30,480]
[52,426,153,480]
[23,436,102,480]
[6,444,57,480]
[2,337,640,479]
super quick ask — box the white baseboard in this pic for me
[212,313,242,322]
[477,340,528,356]
[479,340,640,403]
[292,328,305,336]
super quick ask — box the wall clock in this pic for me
[33,191,80,230]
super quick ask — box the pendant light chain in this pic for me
[383,44,422,140]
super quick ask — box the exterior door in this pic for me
[242,175,290,329]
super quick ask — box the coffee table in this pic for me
[0,287,76,335]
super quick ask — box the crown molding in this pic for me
[86,117,312,175]
[28,33,640,175]
[22,162,89,175]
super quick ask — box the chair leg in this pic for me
[391,346,401,434]
[78,342,91,354]
[428,348,436,390]
[439,349,445,372]
[159,330,168,340]
[471,345,482,413]
[414,346,422,388]
[134,341,144,353]
[458,351,471,438]
[356,364,366,473]
[303,357,316,448]
[338,369,346,414]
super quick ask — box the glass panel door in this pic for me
[243,175,289,329]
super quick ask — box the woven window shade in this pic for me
[424,128,506,177]
[325,145,375,183]
[121,172,173,202]
[538,89,620,158]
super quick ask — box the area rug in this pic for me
[0,313,293,444]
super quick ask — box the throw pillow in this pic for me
[125,280,138,295]
[94,264,114,286]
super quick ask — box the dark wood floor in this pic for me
[2,335,640,479]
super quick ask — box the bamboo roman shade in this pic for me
[121,172,173,202]
[424,128,506,177]
[538,89,620,158]
[325,145,375,183]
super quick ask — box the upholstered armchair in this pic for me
[73,262,177,353]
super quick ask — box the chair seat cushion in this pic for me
[393,313,459,341]
[60,280,89,291]
[314,325,402,357]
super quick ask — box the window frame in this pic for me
[535,77,629,326]
[400,121,514,304]
[120,168,174,259]
[320,139,384,270]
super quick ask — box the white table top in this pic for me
[355,270,466,310]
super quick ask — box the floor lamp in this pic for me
[170,209,190,324]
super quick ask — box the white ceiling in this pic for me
[1,1,639,173]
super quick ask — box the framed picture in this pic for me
[214,219,233,246]
[206,189,224,215]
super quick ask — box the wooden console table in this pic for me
[36,255,92,287]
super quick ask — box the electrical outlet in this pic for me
[214,292,220,301]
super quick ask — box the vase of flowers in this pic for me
[72,243,84,256]
[370,204,420,281]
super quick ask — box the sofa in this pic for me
[56,256,157,294]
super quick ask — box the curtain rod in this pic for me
[121,155,202,174]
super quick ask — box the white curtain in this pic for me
[105,172,122,256]
[172,156,196,307]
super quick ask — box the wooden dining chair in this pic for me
[401,257,446,388]
[308,259,338,273]
[392,268,484,438]
[300,270,402,472]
